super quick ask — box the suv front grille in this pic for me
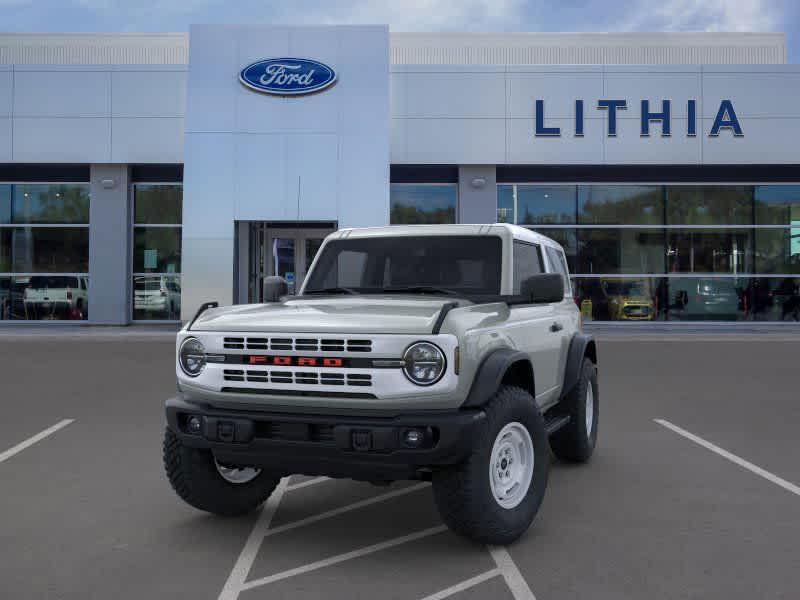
[223,336,372,353]
[223,369,372,387]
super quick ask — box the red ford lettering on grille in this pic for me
[247,355,345,367]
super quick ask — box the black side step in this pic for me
[544,415,571,435]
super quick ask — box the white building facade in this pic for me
[0,28,798,324]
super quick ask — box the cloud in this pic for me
[622,0,780,32]
[279,0,525,31]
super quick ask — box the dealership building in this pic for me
[0,27,798,325]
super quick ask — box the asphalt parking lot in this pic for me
[1,329,799,600]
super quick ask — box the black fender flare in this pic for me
[560,333,597,400]
[462,348,533,408]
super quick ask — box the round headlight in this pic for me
[179,337,206,377]
[403,342,446,386]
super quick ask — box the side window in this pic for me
[513,241,543,294]
[545,245,571,295]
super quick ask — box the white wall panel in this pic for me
[604,70,701,118]
[184,26,239,133]
[702,71,800,118]
[13,117,110,162]
[402,71,505,118]
[338,134,390,228]
[0,69,11,117]
[404,118,504,164]
[506,71,603,119]
[606,118,701,164]
[288,134,338,221]
[506,117,604,164]
[14,70,109,117]
[112,70,185,116]
[0,118,11,160]
[702,118,798,164]
[111,117,183,162]
[234,134,289,221]
[182,132,235,237]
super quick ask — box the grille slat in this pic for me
[225,336,372,353]
[223,369,372,387]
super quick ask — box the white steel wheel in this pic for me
[585,383,594,435]
[489,422,535,509]
[214,458,261,484]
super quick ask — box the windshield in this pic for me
[303,235,502,296]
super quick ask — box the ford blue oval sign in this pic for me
[239,58,337,96]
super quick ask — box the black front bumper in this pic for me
[165,395,485,481]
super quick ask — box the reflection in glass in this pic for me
[390,184,456,224]
[1,228,89,273]
[578,185,662,225]
[747,278,800,321]
[305,238,324,272]
[666,186,752,225]
[755,228,800,274]
[273,238,295,293]
[667,277,747,321]
[578,229,664,274]
[133,227,181,273]
[532,228,577,273]
[0,275,89,320]
[666,229,753,274]
[754,185,800,225]
[573,277,666,321]
[2,184,90,224]
[134,185,183,225]
[133,275,181,320]
[497,185,514,223]
[516,185,576,224]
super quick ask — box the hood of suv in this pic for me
[189,296,461,335]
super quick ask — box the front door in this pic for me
[247,223,335,302]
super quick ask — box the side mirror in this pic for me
[521,273,564,304]
[262,276,288,303]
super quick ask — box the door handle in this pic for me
[550,322,563,332]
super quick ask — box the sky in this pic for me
[0,0,798,62]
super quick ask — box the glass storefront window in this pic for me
[2,184,89,224]
[666,229,753,274]
[1,228,89,273]
[516,185,576,224]
[532,228,577,273]
[133,185,182,225]
[133,275,181,320]
[390,184,456,224]
[666,277,748,321]
[755,228,800,274]
[754,185,800,225]
[666,186,752,225]
[132,183,182,320]
[578,185,662,225]
[578,229,665,274]
[133,227,181,273]
[747,277,800,321]
[573,277,667,321]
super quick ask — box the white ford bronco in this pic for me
[164,224,598,544]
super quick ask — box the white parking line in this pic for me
[240,525,448,591]
[418,569,501,600]
[218,477,289,600]
[487,546,538,600]
[286,476,330,491]
[655,418,800,497]
[264,482,430,538]
[0,419,74,464]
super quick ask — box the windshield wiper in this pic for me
[303,287,359,295]
[381,286,460,296]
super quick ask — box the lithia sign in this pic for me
[535,99,743,138]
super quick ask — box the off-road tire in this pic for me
[163,427,280,516]
[550,358,598,463]
[432,385,549,545]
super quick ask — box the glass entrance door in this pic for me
[247,224,335,302]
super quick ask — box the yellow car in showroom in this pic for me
[600,278,655,321]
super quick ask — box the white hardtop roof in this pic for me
[332,223,561,248]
